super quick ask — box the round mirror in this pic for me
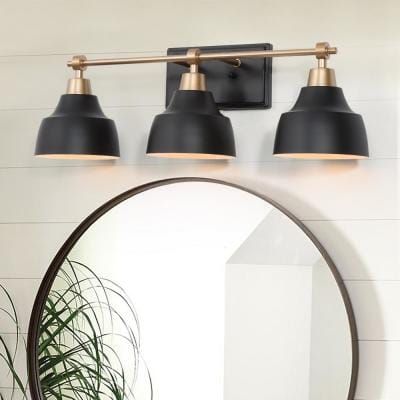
[27,178,357,400]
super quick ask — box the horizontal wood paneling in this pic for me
[1,292,399,398]
[0,0,398,56]
[0,333,396,400]
[0,52,165,110]
[0,160,397,224]
[0,99,397,170]
[1,219,398,282]
[0,1,398,399]
[4,276,400,342]
[0,46,397,113]
[0,280,398,396]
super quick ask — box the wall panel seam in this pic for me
[0,219,398,224]
[0,96,398,112]
[0,158,398,170]
[0,43,396,58]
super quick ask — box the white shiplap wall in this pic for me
[0,0,399,398]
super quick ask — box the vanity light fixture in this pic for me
[35,58,120,160]
[34,42,369,160]
[147,49,236,159]
[273,43,369,159]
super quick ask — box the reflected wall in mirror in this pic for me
[28,179,357,400]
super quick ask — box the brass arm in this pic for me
[67,42,337,70]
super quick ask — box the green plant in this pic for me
[0,257,152,400]
[38,258,152,400]
[0,284,28,399]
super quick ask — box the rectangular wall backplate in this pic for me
[166,43,273,110]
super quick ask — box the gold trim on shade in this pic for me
[147,153,235,160]
[35,154,119,160]
[274,153,368,160]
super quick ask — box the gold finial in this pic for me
[179,48,206,91]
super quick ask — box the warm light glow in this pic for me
[35,154,119,160]
[274,153,368,160]
[147,153,235,160]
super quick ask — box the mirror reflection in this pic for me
[37,182,352,400]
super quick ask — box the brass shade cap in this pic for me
[66,77,92,95]
[179,72,206,91]
[307,67,336,87]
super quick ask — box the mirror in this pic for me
[28,179,356,400]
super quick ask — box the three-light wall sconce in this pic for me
[34,42,369,160]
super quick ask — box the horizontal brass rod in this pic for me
[67,45,337,69]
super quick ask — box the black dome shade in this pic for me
[35,94,120,160]
[146,90,236,159]
[273,86,369,159]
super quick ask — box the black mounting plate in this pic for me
[166,43,273,110]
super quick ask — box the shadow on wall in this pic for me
[228,165,386,399]
[306,211,386,399]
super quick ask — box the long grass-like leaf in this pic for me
[0,285,28,399]
[38,258,152,400]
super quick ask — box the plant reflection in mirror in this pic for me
[0,285,28,399]
[39,258,152,400]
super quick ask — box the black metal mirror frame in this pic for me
[27,177,359,400]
